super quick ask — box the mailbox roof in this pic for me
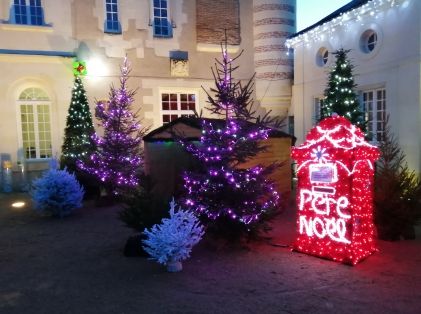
[292,115,379,161]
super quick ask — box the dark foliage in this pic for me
[375,116,421,240]
[123,234,149,257]
[119,176,170,233]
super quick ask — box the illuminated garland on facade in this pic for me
[285,0,405,48]
[292,115,379,265]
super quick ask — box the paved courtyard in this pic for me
[0,193,420,314]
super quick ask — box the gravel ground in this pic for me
[0,192,420,314]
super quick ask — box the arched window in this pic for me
[360,29,378,54]
[18,87,52,159]
[367,32,377,52]
[316,47,329,67]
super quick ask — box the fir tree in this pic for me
[31,168,84,218]
[320,48,365,131]
[61,76,95,172]
[182,44,281,239]
[142,198,204,268]
[375,116,421,240]
[78,57,146,196]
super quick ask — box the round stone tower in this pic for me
[253,0,296,120]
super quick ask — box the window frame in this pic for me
[160,91,198,125]
[104,0,122,34]
[367,32,377,52]
[17,88,53,160]
[360,29,378,54]
[28,0,44,26]
[361,88,386,143]
[151,0,173,38]
[316,47,329,67]
[9,0,46,26]
[313,97,324,125]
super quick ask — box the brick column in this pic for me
[253,0,296,118]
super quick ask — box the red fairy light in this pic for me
[291,115,379,265]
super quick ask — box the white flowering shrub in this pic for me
[142,198,205,265]
[31,168,84,218]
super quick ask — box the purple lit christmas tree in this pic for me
[182,45,280,238]
[78,57,145,195]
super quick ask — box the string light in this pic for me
[62,76,95,164]
[78,57,144,195]
[182,44,279,227]
[285,0,405,48]
[292,115,379,265]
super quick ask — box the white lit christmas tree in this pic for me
[320,48,365,132]
[142,198,204,271]
[61,75,95,172]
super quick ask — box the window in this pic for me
[367,33,377,52]
[360,30,378,53]
[29,0,43,25]
[288,116,294,136]
[362,88,386,142]
[13,0,27,24]
[153,0,172,38]
[18,88,52,159]
[313,97,323,125]
[161,92,197,124]
[322,50,329,64]
[316,47,329,67]
[104,0,121,34]
[10,0,45,25]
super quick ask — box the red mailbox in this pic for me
[291,116,380,265]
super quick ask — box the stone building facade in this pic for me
[0,0,295,188]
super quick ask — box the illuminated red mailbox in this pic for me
[291,116,380,265]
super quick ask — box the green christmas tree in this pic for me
[61,76,96,173]
[61,75,99,198]
[320,48,365,131]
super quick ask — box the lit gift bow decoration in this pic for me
[291,115,379,265]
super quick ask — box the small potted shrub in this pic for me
[31,168,84,218]
[142,198,204,272]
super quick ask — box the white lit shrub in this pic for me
[142,198,204,267]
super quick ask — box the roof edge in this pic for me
[289,0,370,40]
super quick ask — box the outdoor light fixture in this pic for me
[11,201,26,208]
[87,57,108,78]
